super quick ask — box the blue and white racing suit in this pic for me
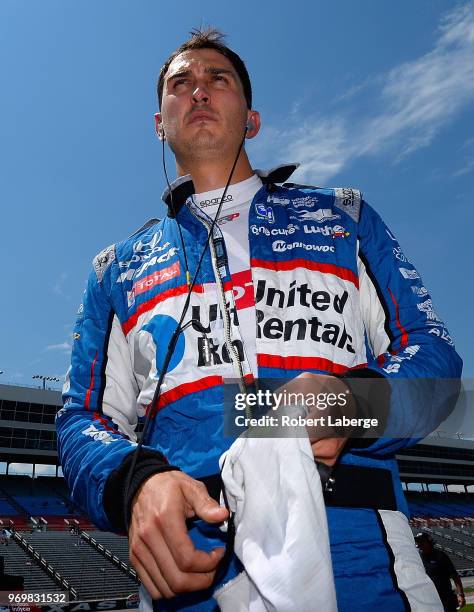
[57,164,462,611]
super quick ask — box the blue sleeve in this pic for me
[350,200,462,457]
[56,253,168,531]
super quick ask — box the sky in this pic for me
[1,0,473,400]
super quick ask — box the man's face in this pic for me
[157,48,255,163]
[416,537,433,554]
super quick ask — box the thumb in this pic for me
[184,483,229,523]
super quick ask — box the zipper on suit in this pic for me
[188,208,248,396]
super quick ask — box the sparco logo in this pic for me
[199,194,233,207]
[272,240,335,253]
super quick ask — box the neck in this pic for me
[176,149,254,193]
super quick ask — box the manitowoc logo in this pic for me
[272,240,335,253]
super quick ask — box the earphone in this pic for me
[246,119,254,132]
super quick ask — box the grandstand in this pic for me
[0,381,473,607]
[0,383,139,609]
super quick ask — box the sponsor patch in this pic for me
[82,424,118,445]
[117,246,180,283]
[93,244,115,282]
[218,212,240,225]
[393,246,407,262]
[382,345,420,374]
[127,261,180,306]
[331,225,350,239]
[255,202,275,223]
[267,194,290,205]
[334,187,361,222]
[199,194,233,208]
[399,267,420,280]
[289,208,341,223]
[231,269,254,310]
[417,299,441,322]
[251,224,299,237]
[272,240,335,253]
[411,285,428,297]
[133,230,163,254]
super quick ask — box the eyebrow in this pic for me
[167,67,235,82]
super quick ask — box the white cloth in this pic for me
[216,434,337,612]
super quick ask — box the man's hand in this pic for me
[457,592,466,608]
[273,372,357,466]
[129,471,228,600]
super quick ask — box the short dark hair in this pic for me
[157,27,252,109]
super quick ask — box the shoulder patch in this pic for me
[333,188,362,222]
[93,244,115,282]
[128,218,161,239]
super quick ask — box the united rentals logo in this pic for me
[189,279,355,366]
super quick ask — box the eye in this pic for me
[212,74,229,84]
[173,78,189,89]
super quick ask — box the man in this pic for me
[57,28,462,610]
[415,533,466,611]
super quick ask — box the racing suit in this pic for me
[57,164,462,611]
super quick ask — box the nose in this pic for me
[192,84,210,104]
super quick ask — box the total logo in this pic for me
[127,261,180,307]
[250,223,299,237]
[272,240,335,254]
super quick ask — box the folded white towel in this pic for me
[216,434,337,612]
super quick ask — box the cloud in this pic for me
[254,2,474,183]
[453,158,474,177]
[45,342,71,352]
[53,272,69,297]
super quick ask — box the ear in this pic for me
[245,110,261,139]
[154,112,165,140]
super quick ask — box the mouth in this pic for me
[187,111,216,124]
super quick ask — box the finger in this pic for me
[183,479,229,523]
[130,550,166,600]
[130,533,175,599]
[143,530,219,594]
[158,491,226,574]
